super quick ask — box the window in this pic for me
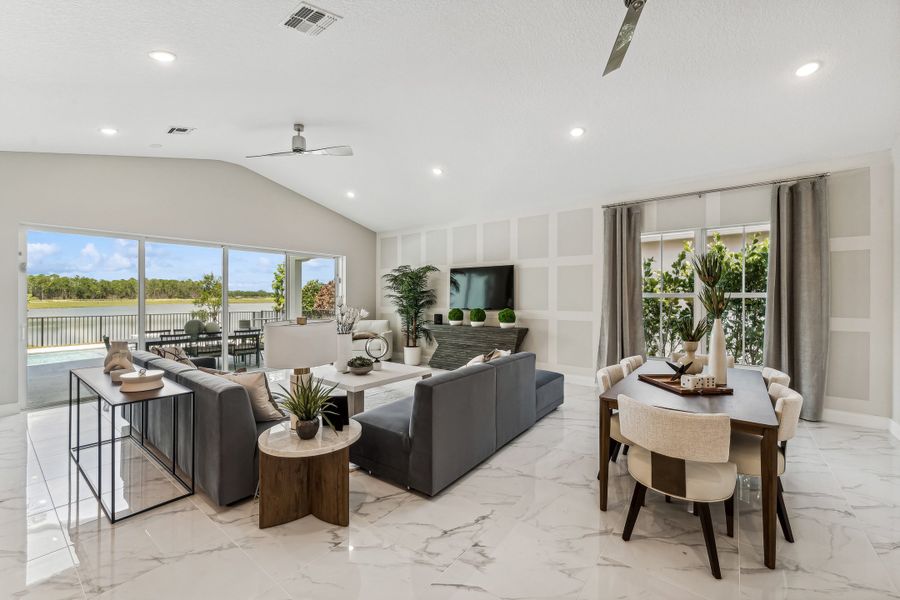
[641,223,769,366]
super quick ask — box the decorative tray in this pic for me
[638,374,733,396]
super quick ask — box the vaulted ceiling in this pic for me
[2,1,898,231]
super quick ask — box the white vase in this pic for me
[499,322,515,329]
[336,333,353,373]
[448,320,463,326]
[470,321,484,328]
[680,340,703,374]
[707,318,727,385]
[404,346,422,366]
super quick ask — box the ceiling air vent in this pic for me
[282,2,341,36]
[167,127,195,135]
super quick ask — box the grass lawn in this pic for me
[28,297,274,309]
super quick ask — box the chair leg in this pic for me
[610,440,621,463]
[665,495,672,503]
[697,502,722,579]
[776,478,794,543]
[622,482,647,541]
[623,444,629,456]
[724,494,734,538]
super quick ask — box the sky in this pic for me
[27,231,335,291]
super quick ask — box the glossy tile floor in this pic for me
[2,380,899,599]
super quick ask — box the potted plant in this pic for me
[347,356,374,375]
[691,251,728,385]
[675,319,708,374]
[448,308,464,326]
[469,308,486,328]
[383,265,440,366]
[275,376,338,440]
[335,304,368,373]
[498,308,516,329]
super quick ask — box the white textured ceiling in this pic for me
[2,1,899,231]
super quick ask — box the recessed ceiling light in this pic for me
[795,62,820,77]
[569,127,586,138]
[432,167,443,176]
[99,127,118,136]
[346,191,356,199]
[148,50,177,63]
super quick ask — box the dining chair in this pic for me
[670,352,736,368]
[618,394,736,579]
[761,367,790,389]
[619,355,644,376]
[596,365,630,466]
[728,382,802,543]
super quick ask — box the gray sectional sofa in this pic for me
[350,352,564,496]
[132,350,286,505]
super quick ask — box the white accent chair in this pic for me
[596,365,631,466]
[619,355,644,376]
[728,382,802,543]
[618,394,736,579]
[761,367,791,389]
[351,320,393,361]
[671,351,736,368]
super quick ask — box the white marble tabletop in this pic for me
[257,419,361,458]
[310,361,432,392]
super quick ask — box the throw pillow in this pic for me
[352,331,377,341]
[465,348,512,367]
[216,371,284,422]
[152,345,196,368]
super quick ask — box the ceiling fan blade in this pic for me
[245,150,300,158]
[603,0,646,76]
[301,145,354,156]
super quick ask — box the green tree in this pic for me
[271,263,285,314]
[301,280,323,314]
[194,273,222,322]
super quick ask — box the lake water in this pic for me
[28,302,275,317]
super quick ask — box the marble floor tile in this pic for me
[0,380,898,599]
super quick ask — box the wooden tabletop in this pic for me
[601,362,778,429]
[71,367,193,406]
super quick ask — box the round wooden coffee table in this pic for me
[257,419,361,529]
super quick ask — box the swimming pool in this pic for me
[27,348,107,366]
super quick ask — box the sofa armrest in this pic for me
[408,363,496,495]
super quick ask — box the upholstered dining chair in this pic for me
[728,382,802,543]
[670,352,736,368]
[618,395,736,579]
[596,365,630,466]
[761,367,791,389]
[619,355,644,376]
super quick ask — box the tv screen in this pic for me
[450,266,514,310]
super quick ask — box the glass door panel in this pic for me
[226,249,285,371]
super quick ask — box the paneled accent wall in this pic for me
[377,207,603,380]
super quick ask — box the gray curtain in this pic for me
[598,205,645,369]
[764,177,829,421]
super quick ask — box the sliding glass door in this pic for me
[226,249,286,371]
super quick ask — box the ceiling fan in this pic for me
[246,123,353,158]
[603,0,647,76]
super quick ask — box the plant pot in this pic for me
[335,333,352,373]
[470,321,485,328]
[404,346,422,366]
[296,418,319,440]
[448,320,463,326]
[707,318,728,385]
[680,340,703,374]
[349,365,373,376]
[499,322,515,329]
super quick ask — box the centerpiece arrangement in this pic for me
[335,303,368,373]
[382,265,440,366]
[691,251,729,385]
[276,376,339,439]
[347,356,374,375]
[675,319,708,374]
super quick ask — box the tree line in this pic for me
[28,274,270,301]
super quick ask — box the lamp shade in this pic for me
[264,321,337,369]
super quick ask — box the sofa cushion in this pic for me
[486,352,537,447]
[146,356,198,380]
[535,369,564,420]
[131,350,159,368]
[536,369,564,389]
[350,397,414,487]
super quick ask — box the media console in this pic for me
[429,324,529,370]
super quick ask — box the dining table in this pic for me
[598,361,781,569]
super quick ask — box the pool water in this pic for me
[27,348,107,366]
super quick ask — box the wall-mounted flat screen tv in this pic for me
[449,265,514,310]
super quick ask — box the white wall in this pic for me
[377,150,895,419]
[0,151,376,415]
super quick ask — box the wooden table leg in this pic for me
[310,447,350,526]
[599,398,611,511]
[348,390,365,416]
[259,447,351,528]
[761,427,778,569]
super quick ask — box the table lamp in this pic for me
[264,321,337,388]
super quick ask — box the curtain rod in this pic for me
[604,172,831,209]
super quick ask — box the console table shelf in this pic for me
[429,324,528,369]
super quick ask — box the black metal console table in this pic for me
[68,367,195,523]
[429,324,529,370]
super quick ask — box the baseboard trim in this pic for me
[0,403,19,418]
[821,408,899,440]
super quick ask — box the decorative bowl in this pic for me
[349,365,373,376]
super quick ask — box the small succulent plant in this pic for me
[448,308,464,321]
[469,308,486,322]
[348,356,373,368]
[498,308,516,323]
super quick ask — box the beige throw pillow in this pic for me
[217,371,284,422]
[152,345,196,368]
[465,349,512,367]
[352,331,377,341]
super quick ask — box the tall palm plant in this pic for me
[382,265,440,348]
